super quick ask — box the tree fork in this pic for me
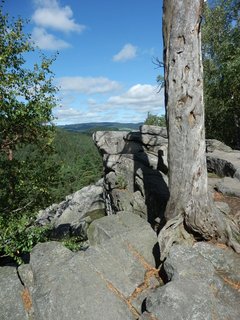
[159,0,240,260]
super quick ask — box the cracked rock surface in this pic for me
[1,212,161,320]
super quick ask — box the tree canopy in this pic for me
[202,0,240,148]
[0,2,60,261]
[0,3,58,161]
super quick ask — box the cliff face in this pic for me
[93,125,170,229]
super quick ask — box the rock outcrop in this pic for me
[140,242,240,320]
[93,125,170,228]
[36,179,105,240]
[1,126,240,320]
[1,213,160,320]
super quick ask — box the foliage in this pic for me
[202,0,240,148]
[116,174,127,190]
[0,2,59,263]
[0,212,50,264]
[51,129,103,199]
[0,6,58,160]
[0,129,103,263]
[61,237,89,252]
[144,112,166,127]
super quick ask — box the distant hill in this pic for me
[58,122,143,133]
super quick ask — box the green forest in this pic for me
[0,0,239,262]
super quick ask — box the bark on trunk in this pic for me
[159,0,240,259]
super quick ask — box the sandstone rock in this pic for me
[206,139,233,153]
[140,125,168,138]
[17,213,159,320]
[141,243,240,320]
[0,266,27,320]
[93,130,143,155]
[93,127,170,226]
[215,177,240,197]
[207,149,240,181]
[36,180,105,238]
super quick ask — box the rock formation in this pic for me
[93,125,170,229]
[1,125,240,320]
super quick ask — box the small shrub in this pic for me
[116,175,128,189]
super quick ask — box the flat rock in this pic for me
[140,125,168,138]
[36,180,105,238]
[18,213,159,320]
[142,243,240,320]
[0,266,27,320]
[207,149,240,180]
[206,139,233,153]
[215,177,240,197]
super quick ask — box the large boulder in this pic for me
[140,242,240,320]
[207,149,240,181]
[36,179,105,238]
[93,127,169,225]
[0,266,28,320]
[17,212,160,320]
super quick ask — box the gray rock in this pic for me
[143,279,224,320]
[37,180,105,238]
[207,149,240,181]
[206,139,233,153]
[93,130,143,155]
[141,134,168,147]
[215,177,240,197]
[140,125,168,138]
[0,266,27,320]
[143,243,240,320]
[18,214,159,320]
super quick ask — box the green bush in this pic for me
[144,112,166,127]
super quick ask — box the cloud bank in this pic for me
[54,83,164,125]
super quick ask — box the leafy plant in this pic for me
[0,213,51,264]
[116,174,128,189]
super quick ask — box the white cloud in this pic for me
[57,77,121,94]
[32,0,85,33]
[54,105,106,125]
[32,27,70,50]
[107,84,161,108]
[54,83,164,125]
[113,43,137,62]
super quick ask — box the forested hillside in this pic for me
[0,129,102,262]
[59,122,142,133]
[14,129,103,203]
[52,129,102,199]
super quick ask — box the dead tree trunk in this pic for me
[159,0,240,259]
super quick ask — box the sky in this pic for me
[4,0,164,125]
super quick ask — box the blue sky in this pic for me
[4,0,164,125]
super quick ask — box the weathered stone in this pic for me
[0,266,27,320]
[140,125,168,138]
[142,243,240,320]
[207,149,240,181]
[93,130,143,155]
[36,180,105,238]
[141,134,168,147]
[18,214,159,320]
[144,279,224,320]
[216,177,240,197]
[206,139,233,153]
